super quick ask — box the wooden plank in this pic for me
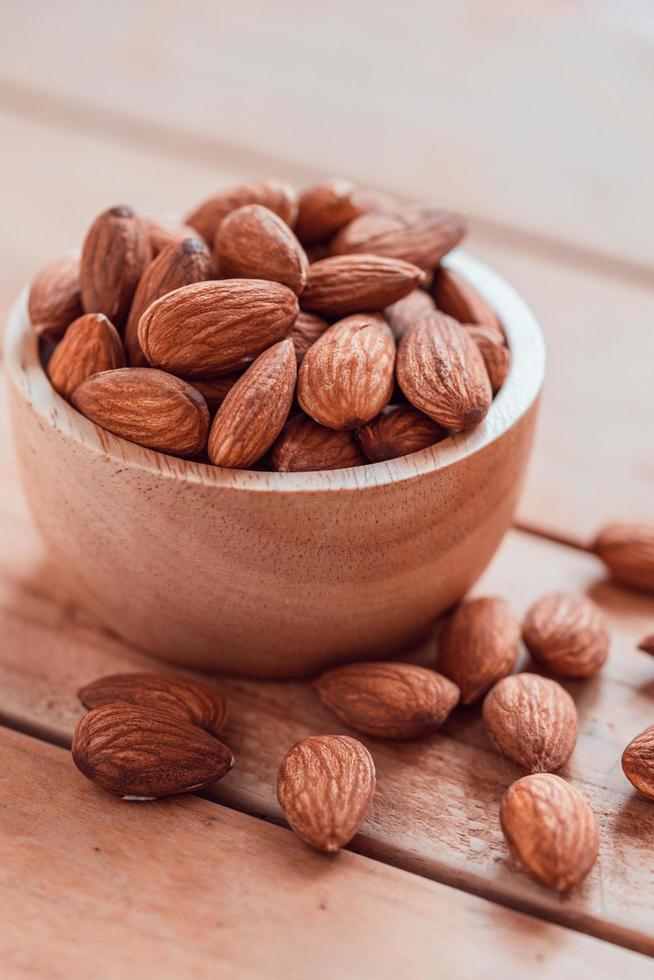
[7,730,648,979]
[0,2,653,267]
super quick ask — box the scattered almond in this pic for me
[592,523,654,593]
[500,773,599,892]
[432,266,503,335]
[384,288,436,341]
[301,254,421,316]
[290,311,329,365]
[271,414,366,472]
[47,313,125,401]
[330,206,465,269]
[622,726,654,800]
[466,324,510,393]
[355,405,446,463]
[186,178,297,243]
[438,597,520,704]
[522,592,609,678]
[276,734,375,852]
[215,204,308,294]
[28,256,83,341]
[80,205,152,327]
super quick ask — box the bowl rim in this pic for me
[4,249,545,494]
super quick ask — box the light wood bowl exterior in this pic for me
[4,251,545,677]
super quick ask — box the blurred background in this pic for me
[1,0,652,538]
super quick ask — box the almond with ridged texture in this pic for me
[276,735,375,852]
[466,324,510,393]
[186,178,297,243]
[72,367,210,458]
[384,288,436,341]
[77,672,227,736]
[295,178,363,245]
[591,523,654,593]
[138,279,299,378]
[290,311,329,365]
[28,256,83,341]
[72,704,233,799]
[145,216,198,256]
[622,725,654,799]
[80,205,152,327]
[330,206,465,269]
[315,662,459,739]
[482,673,578,772]
[125,237,213,367]
[638,635,654,656]
[301,254,420,317]
[271,414,366,472]
[215,204,308,293]
[432,266,503,335]
[438,597,521,704]
[208,339,296,468]
[522,592,609,678]
[397,312,492,430]
[500,774,599,892]
[186,373,242,411]
[298,314,395,430]
[356,406,446,463]
[47,313,125,401]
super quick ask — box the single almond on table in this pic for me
[28,256,83,341]
[137,279,299,378]
[77,672,227,737]
[396,312,492,430]
[72,704,233,799]
[522,592,609,678]
[215,204,308,294]
[125,237,214,367]
[271,413,366,472]
[145,216,198,256]
[294,178,364,245]
[315,662,460,739]
[301,254,421,317]
[46,313,125,401]
[355,405,446,463]
[297,314,395,430]
[384,288,436,341]
[290,311,329,365]
[80,205,152,327]
[592,523,654,593]
[72,367,210,457]
[638,634,654,656]
[622,725,654,800]
[186,372,242,411]
[276,734,375,852]
[438,597,521,705]
[500,773,599,892]
[466,324,510,393]
[432,266,503,335]
[186,178,298,243]
[330,206,465,269]
[482,673,578,772]
[208,339,297,468]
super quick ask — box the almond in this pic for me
[145,216,198,256]
[80,205,152,327]
[330,206,465,269]
[186,373,242,411]
[482,673,578,772]
[77,672,227,736]
[500,773,599,892]
[438,597,521,704]
[466,324,510,393]
[622,725,654,800]
[276,734,375,852]
[384,288,436,341]
[355,405,446,463]
[207,339,296,468]
[125,237,214,367]
[186,178,298,243]
[396,312,492,430]
[215,204,308,293]
[28,256,84,341]
[271,414,366,472]
[46,313,125,401]
[297,314,395,430]
[592,523,654,593]
[72,367,210,457]
[301,254,421,317]
[138,279,299,378]
[290,311,329,365]
[72,704,233,799]
[432,266,503,335]
[638,635,654,656]
[315,662,460,739]
[522,593,609,678]
[294,178,363,245]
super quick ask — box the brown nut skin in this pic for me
[271,414,366,472]
[355,406,446,464]
[80,205,152,327]
[46,313,125,401]
[592,523,654,594]
[522,592,609,678]
[214,204,308,294]
[28,256,83,341]
[500,773,599,892]
[186,178,298,243]
[622,725,654,800]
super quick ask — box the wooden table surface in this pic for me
[1,4,653,977]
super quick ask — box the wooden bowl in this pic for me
[4,251,545,677]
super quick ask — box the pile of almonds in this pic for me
[29,177,510,471]
[71,529,654,891]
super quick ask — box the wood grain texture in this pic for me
[2,727,649,980]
